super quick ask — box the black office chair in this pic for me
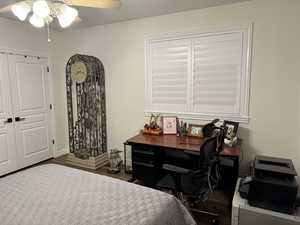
[156,129,225,225]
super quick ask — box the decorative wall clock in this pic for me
[71,61,87,83]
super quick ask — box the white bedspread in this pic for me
[0,164,196,225]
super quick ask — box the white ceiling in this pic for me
[0,0,250,30]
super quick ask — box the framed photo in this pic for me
[188,124,204,138]
[223,120,239,139]
[162,116,177,134]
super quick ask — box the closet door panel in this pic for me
[0,54,17,175]
[15,63,46,112]
[9,55,52,168]
[17,117,49,165]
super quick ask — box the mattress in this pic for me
[0,164,196,225]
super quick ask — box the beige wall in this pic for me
[0,17,51,53]
[51,0,300,175]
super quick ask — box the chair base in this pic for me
[190,208,218,217]
[190,208,220,225]
[176,191,220,225]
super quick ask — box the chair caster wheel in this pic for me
[212,216,220,225]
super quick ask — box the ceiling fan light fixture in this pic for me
[57,5,78,28]
[29,14,45,28]
[4,0,121,41]
[11,3,31,21]
[33,0,50,18]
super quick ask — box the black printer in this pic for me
[242,155,298,214]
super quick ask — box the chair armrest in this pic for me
[163,164,190,175]
[192,169,207,178]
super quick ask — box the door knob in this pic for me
[4,118,13,123]
[15,117,26,122]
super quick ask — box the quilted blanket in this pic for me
[0,164,196,225]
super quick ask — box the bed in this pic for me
[0,164,196,225]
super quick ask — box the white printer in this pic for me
[232,178,300,225]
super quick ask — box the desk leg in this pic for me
[219,155,239,196]
[123,142,133,175]
[123,142,135,182]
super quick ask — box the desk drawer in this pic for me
[132,151,155,164]
[132,148,155,156]
[132,145,155,155]
[132,162,157,185]
[132,146,155,164]
[132,155,155,165]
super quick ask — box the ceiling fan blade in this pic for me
[0,5,12,13]
[68,0,121,9]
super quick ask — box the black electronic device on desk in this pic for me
[240,155,299,215]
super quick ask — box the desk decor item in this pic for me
[223,120,239,147]
[162,116,177,134]
[177,120,188,137]
[107,149,122,174]
[143,129,162,135]
[143,113,162,135]
[65,54,108,170]
[188,124,204,138]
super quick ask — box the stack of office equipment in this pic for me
[245,155,298,214]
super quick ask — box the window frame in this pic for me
[145,24,253,123]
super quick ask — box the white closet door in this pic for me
[0,54,17,176]
[9,55,53,168]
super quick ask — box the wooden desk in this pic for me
[127,132,241,156]
[125,132,242,187]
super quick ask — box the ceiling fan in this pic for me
[0,0,121,30]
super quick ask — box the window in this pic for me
[145,25,252,123]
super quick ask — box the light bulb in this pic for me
[11,3,30,21]
[33,0,50,18]
[30,14,45,28]
[57,5,78,28]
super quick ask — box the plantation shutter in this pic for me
[146,39,190,113]
[192,32,243,115]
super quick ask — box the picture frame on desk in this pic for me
[161,116,177,134]
[188,124,204,138]
[223,120,239,139]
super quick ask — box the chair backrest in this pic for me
[198,133,220,171]
[202,118,220,137]
[179,133,221,195]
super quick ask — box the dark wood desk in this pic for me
[127,133,241,156]
[124,132,242,188]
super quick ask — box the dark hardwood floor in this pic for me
[40,155,231,225]
[42,154,132,182]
